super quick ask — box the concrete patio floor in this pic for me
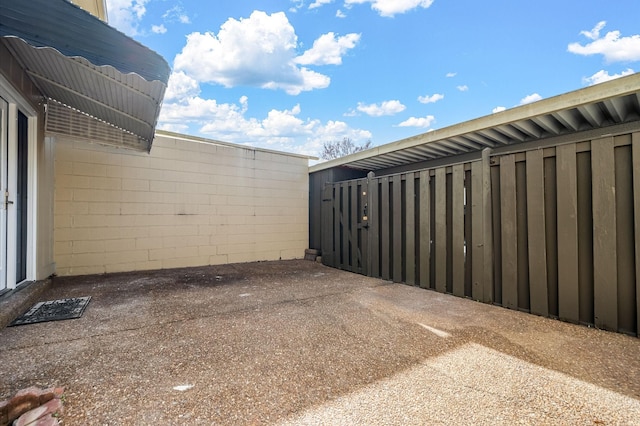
[0,259,639,425]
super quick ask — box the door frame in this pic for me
[0,96,7,292]
[0,73,38,291]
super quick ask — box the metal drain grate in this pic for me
[9,297,91,326]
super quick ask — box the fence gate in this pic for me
[321,178,369,274]
[321,159,494,304]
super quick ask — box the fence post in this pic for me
[367,171,376,277]
[482,148,494,303]
[321,183,334,267]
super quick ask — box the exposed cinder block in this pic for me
[122,178,150,191]
[53,134,310,276]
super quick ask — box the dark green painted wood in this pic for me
[614,142,636,335]
[350,181,358,272]
[333,184,341,269]
[482,149,494,304]
[633,133,640,336]
[381,177,390,280]
[446,171,453,293]
[419,170,431,289]
[491,164,502,305]
[452,164,465,297]
[577,151,594,325]
[341,182,350,270]
[544,156,559,317]
[592,136,618,331]
[525,149,548,317]
[471,160,484,301]
[464,169,473,297]
[369,175,380,277]
[406,173,416,285]
[556,143,580,323]
[516,160,530,311]
[321,184,334,267]
[500,154,518,309]
[435,167,447,293]
[393,176,403,282]
[360,179,370,276]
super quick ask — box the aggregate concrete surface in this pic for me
[0,260,639,425]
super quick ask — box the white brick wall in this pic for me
[53,132,310,276]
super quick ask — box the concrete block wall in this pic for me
[53,132,310,276]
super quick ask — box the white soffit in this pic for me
[310,72,640,173]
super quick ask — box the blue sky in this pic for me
[105,0,640,157]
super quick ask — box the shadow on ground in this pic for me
[1,260,639,425]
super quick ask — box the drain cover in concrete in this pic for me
[9,297,91,326]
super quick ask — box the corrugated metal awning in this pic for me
[0,0,170,151]
[310,72,640,173]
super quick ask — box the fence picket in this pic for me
[393,176,403,282]
[419,171,431,289]
[452,164,465,297]
[592,137,618,331]
[633,132,640,336]
[381,177,390,280]
[471,161,484,300]
[435,167,447,293]
[500,155,518,309]
[369,174,380,277]
[350,182,358,271]
[406,173,416,285]
[526,150,548,316]
[556,143,580,323]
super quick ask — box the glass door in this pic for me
[15,110,28,284]
[0,97,7,292]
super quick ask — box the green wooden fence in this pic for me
[321,132,640,336]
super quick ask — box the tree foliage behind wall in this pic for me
[321,137,372,160]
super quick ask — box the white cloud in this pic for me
[345,0,434,17]
[398,115,435,128]
[580,21,607,40]
[295,32,361,65]
[105,0,149,36]
[446,72,457,78]
[310,0,333,9]
[568,22,640,62]
[159,97,243,125]
[336,10,347,18]
[164,71,200,101]
[457,85,469,92]
[357,100,406,116]
[491,93,543,114]
[582,68,635,86]
[159,94,371,156]
[244,104,315,138]
[519,93,542,105]
[417,93,444,104]
[173,11,331,95]
[163,5,191,24]
[289,0,304,13]
[151,24,167,34]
